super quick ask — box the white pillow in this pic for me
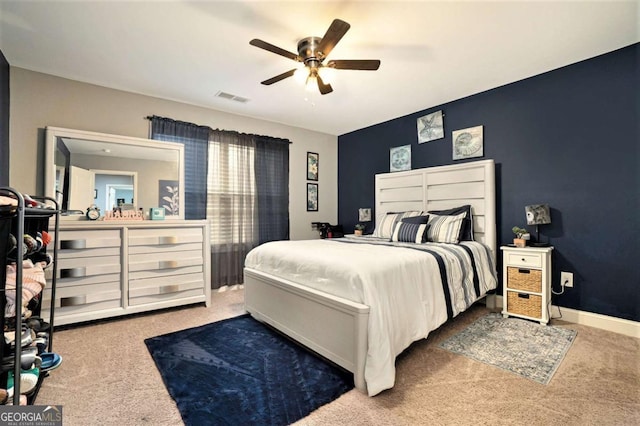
[373,211,421,239]
[427,212,466,243]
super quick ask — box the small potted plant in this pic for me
[512,226,528,247]
[354,223,366,236]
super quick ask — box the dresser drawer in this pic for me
[506,252,542,268]
[57,230,121,251]
[128,227,203,247]
[128,242,202,255]
[128,250,203,273]
[52,273,122,289]
[56,229,121,258]
[507,290,542,319]
[129,288,205,306]
[507,267,542,293]
[129,264,203,281]
[129,273,204,299]
[58,246,121,260]
[42,299,122,319]
[42,281,122,313]
[56,256,121,279]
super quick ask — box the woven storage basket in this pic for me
[507,291,542,318]
[507,267,542,292]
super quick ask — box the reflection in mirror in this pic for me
[93,170,137,213]
[45,127,185,219]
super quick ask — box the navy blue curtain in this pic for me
[255,136,290,243]
[150,116,209,219]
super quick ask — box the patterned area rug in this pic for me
[439,313,577,384]
[145,314,353,426]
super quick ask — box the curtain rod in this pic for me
[144,115,292,144]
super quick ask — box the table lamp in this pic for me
[357,208,372,234]
[525,204,551,247]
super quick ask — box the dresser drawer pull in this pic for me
[159,236,178,245]
[517,293,530,299]
[159,260,179,269]
[518,268,531,274]
[60,267,87,278]
[159,285,180,294]
[61,239,86,250]
[61,295,87,307]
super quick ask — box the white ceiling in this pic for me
[1,1,638,136]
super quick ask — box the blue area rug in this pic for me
[145,314,353,425]
[438,313,577,384]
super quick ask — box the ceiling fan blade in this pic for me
[327,59,381,70]
[317,74,333,95]
[250,39,301,62]
[317,19,350,59]
[261,69,297,85]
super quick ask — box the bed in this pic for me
[244,159,498,396]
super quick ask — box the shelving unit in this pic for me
[0,188,59,405]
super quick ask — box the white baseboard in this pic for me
[494,295,639,338]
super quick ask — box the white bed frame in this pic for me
[244,159,496,393]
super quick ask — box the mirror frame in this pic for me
[45,126,185,220]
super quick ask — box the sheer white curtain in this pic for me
[207,131,258,287]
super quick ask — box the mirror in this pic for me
[45,127,185,220]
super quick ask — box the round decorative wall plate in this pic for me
[452,125,484,160]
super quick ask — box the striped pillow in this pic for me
[428,205,474,241]
[373,211,422,239]
[427,212,466,243]
[391,216,430,243]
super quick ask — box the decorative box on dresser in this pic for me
[42,221,211,326]
[500,246,553,325]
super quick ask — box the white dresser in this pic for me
[42,221,211,326]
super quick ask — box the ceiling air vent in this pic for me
[215,91,250,103]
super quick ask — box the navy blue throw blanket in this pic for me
[145,314,353,425]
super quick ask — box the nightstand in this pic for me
[500,246,553,325]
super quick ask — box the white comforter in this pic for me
[244,237,497,396]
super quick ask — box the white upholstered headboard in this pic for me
[375,159,496,260]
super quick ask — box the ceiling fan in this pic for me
[250,18,381,95]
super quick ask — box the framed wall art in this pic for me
[159,179,180,217]
[358,208,371,222]
[452,125,483,160]
[417,110,444,143]
[307,152,319,181]
[390,145,411,172]
[307,183,318,211]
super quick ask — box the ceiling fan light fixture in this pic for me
[250,18,380,95]
[317,67,335,85]
[294,66,309,84]
[304,75,318,92]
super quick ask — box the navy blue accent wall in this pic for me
[338,43,639,322]
[0,50,9,186]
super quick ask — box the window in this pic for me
[150,116,289,288]
[207,140,256,245]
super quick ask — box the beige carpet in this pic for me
[37,288,640,425]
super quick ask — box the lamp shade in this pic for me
[525,204,551,225]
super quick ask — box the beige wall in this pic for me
[9,67,337,240]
